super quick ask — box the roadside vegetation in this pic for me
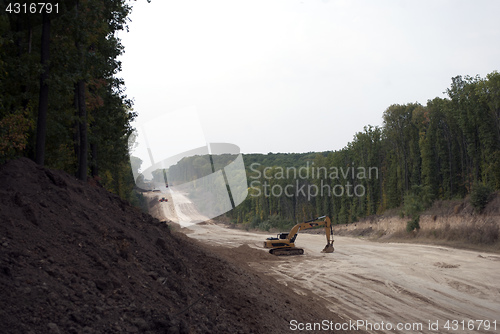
[330,192,500,253]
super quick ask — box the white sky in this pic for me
[119,0,500,154]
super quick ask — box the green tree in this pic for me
[0,0,148,205]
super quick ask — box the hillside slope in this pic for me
[333,196,500,253]
[0,158,352,334]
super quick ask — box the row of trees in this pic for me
[0,0,148,202]
[229,72,500,228]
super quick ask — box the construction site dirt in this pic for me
[148,189,500,334]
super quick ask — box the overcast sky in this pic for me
[119,0,500,154]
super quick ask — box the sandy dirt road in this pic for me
[184,223,500,334]
[144,189,210,227]
[145,192,499,333]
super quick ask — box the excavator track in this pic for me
[269,247,304,256]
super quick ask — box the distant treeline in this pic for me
[0,1,148,204]
[229,73,500,229]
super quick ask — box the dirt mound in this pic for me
[210,243,280,263]
[0,158,348,333]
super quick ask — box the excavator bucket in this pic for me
[321,243,334,253]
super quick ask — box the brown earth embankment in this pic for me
[334,195,500,252]
[0,158,355,334]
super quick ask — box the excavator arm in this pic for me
[264,216,334,255]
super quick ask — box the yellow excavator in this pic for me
[263,216,334,256]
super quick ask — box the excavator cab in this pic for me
[278,232,289,239]
[266,232,290,241]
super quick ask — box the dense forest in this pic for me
[0,0,148,204]
[1,2,498,229]
[229,73,500,230]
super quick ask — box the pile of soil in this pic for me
[0,158,349,333]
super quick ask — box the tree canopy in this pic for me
[0,0,147,203]
[229,72,500,228]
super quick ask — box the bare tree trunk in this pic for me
[74,0,87,181]
[91,141,98,178]
[35,12,50,165]
[73,84,80,168]
[76,80,87,181]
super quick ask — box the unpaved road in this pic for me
[144,189,210,226]
[186,224,500,334]
[146,192,500,333]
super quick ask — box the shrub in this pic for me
[470,183,492,212]
[0,110,33,163]
[250,215,261,229]
[403,185,432,218]
[406,216,420,233]
[258,221,271,231]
